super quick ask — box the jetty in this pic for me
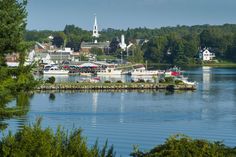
[36,82,197,91]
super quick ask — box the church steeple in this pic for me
[92,15,99,38]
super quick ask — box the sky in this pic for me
[26,0,236,31]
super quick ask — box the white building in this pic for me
[119,34,127,51]
[92,15,100,43]
[199,49,215,61]
[35,53,54,65]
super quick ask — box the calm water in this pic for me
[2,67,236,156]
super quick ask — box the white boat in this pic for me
[80,72,93,77]
[176,76,197,85]
[43,66,69,75]
[182,79,197,85]
[78,77,100,83]
[131,67,164,76]
[131,75,155,82]
[97,68,122,75]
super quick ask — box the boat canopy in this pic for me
[78,63,98,68]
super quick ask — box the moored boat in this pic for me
[43,65,69,75]
[175,75,197,85]
[131,67,164,76]
[80,72,93,76]
[97,68,122,75]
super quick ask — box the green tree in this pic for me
[128,45,144,63]
[0,0,39,130]
[52,32,66,48]
[225,34,236,62]
[109,38,120,54]
[143,36,167,63]
[0,0,27,66]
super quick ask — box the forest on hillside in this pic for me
[24,24,236,65]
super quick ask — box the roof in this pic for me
[80,41,110,49]
[36,42,46,49]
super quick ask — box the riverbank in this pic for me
[202,63,236,67]
[36,82,197,91]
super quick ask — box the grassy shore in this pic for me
[202,63,236,67]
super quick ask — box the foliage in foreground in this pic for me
[0,119,115,157]
[130,134,236,157]
[1,123,236,157]
[0,66,39,129]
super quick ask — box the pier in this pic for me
[36,82,197,91]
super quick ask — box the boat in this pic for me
[176,75,197,85]
[97,67,122,75]
[77,77,100,83]
[80,72,93,76]
[43,65,69,75]
[182,79,197,85]
[131,67,164,76]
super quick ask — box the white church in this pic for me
[80,15,110,54]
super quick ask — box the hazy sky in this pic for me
[26,0,236,31]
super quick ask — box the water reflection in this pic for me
[202,66,212,99]
[0,92,31,130]
[99,75,127,82]
[92,93,98,127]
[49,93,56,101]
[120,93,125,123]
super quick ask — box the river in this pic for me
[2,67,236,156]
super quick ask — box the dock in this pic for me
[36,82,197,91]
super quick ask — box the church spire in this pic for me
[92,14,99,38]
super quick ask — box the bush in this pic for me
[130,134,236,157]
[116,80,123,83]
[45,76,56,84]
[137,79,145,83]
[175,79,184,85]
[104,80,111,83]
[159,78,165,83]
[164,77,174,83]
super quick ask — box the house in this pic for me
[5,53,19,62]
[35,53,54,65]
[199,49,215,61]
[49,47,74,64]
[136,39,149,45]
[34,42,57,53]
